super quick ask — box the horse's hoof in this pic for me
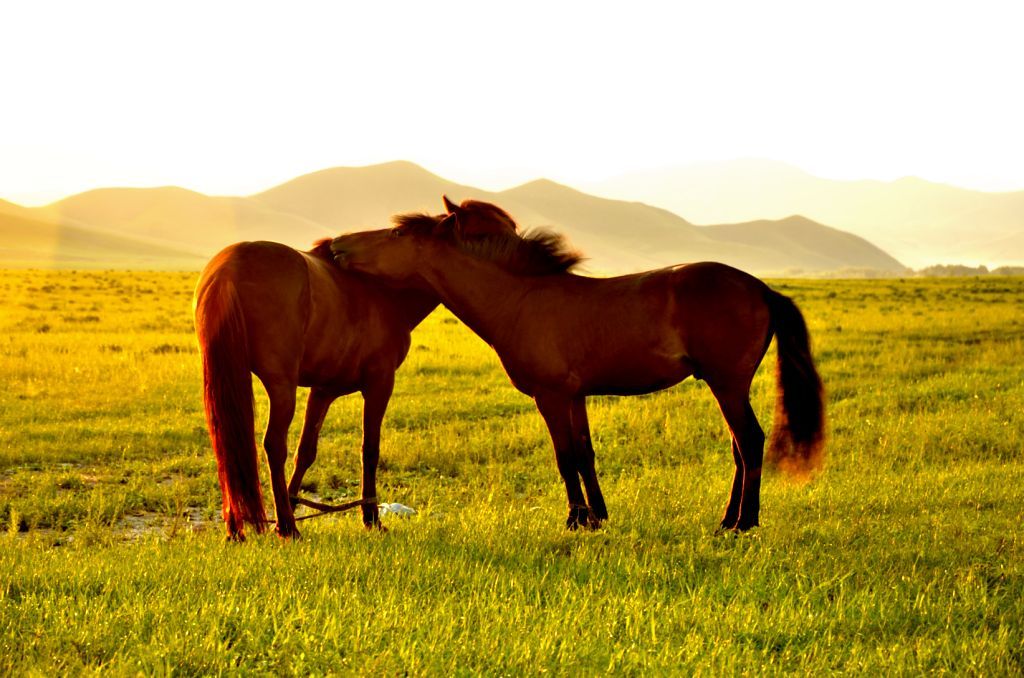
[566,506,590,530]
[276,525,302,540]
[364,521,388,533]
[714,520,740,536]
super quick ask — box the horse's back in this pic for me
[197,241,310,319]
[195,241,311,381]
[667,261,764,293]
[195,241,428,389]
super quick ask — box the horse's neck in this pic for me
[412,301,440,328]
[423,252,530,346]
[392,293,439,330]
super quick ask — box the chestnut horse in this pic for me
[193,239,438,539]
[330,197,824,531]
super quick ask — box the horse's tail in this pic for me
[194,277,267,535]
[765,288,825,478]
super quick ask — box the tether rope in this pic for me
[266,495,379,523]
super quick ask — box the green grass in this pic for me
[1,270,1022,674]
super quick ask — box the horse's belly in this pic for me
[501,358,579,398]
[297,364,361,392]
[585,355,693,396]
[503,353,692,398]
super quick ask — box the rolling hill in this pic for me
[497,179,903,274]
[0,161,906,275]
[0,197,205,269]
[42,186,334,255]
[586,159,1024,269]
[253,162,465,228]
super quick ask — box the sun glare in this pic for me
[1,1,1023,204]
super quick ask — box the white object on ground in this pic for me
[378,502,417,517]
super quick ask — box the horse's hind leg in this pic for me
[262,378,300,539]
[536,391,590,529]
[288,387,337,499]
[224,497,245,542]
[570,398,608,526]
[709,382,765,532]
[719,440,744,532]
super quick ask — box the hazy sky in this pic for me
[2,1,1022,204]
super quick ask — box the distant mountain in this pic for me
[253,161,464,228]
[586,159,1024,268]
[249,161,554,239]
[0,161,906,275]
[44,186,333,254]
[701,215,904,274]
[0,198,205,269]
[499,179,903,274]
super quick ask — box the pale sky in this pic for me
[2,0,1023,205]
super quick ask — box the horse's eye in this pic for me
[392,229,404,238]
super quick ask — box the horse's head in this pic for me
[330,196,519,285]
[330,222,426,286]
[442,195,519,238]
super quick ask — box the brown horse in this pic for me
[330,197,825,532]
[193,239,438,539]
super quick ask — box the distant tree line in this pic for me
[915,264,1024,277]
[773,265,1024,279]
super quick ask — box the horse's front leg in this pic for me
[359,372,394,529]
[570,397,607,527]
[288,387,336,499]
[535,391,590,529]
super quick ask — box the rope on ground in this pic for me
[290,495,378,522]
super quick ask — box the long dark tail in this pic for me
[194,278,267,535]
[765,289,825,477]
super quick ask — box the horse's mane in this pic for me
[392,213,444,234]
[460,229,583,276]
[309,238,334,261]
[391,209,584,276]
[316,203,582,275]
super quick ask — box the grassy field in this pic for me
[1,270,1022,674]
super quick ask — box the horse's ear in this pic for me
[443,195,460,215]
[433,212,461,238]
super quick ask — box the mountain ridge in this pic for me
[586,159,1024,268]
[2,161,906,275]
